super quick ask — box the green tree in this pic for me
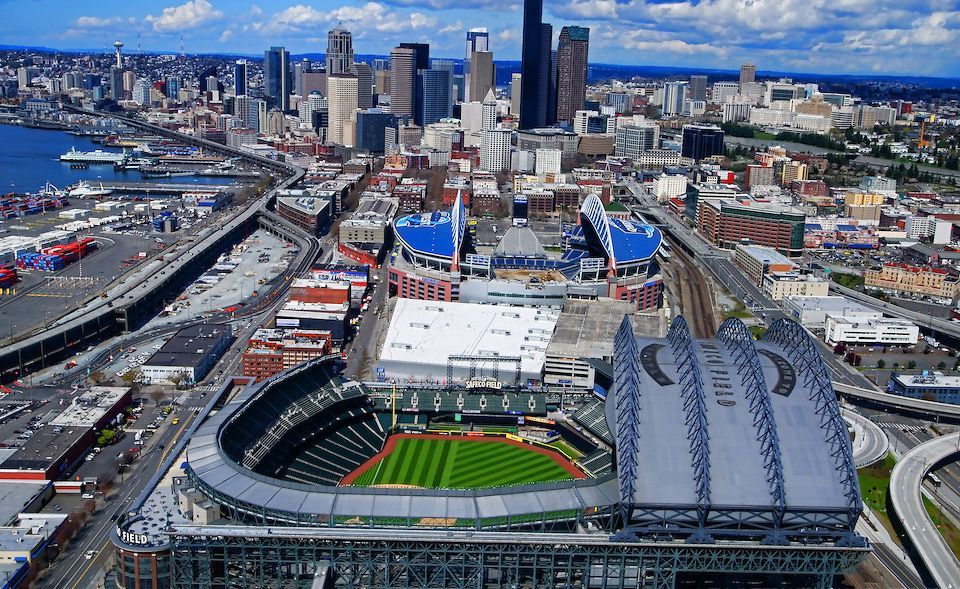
[876,359,886,369]
[907,360,918,370]
[97,428,116,446]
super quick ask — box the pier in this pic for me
[94,181,237,194]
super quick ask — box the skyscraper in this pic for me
[351,62,373,109]
[327,74,359,146]
[468,51,494,106]
[109,67,124,100]
[399,43,429,124]
[234,61,247,96]
[511,73,522,116]
[662,81,687,116]
[739,63,756,92]
[464,28,489,102]
[293,59,310,97]
[417,68,452,126]
[555,26,589,124]
[481,88,498,132]
[689,74,707,102]
[327,26,354,75]
[389,46,416,121]
[264,46,291,111]
[519,0,550,129]
[399,43,429,73]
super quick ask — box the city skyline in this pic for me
[3,0,959,78]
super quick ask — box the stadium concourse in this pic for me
[387,192,666,310]
[111,314,870,589]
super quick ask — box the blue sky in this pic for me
[3,0,959,77]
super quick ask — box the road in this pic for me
[842,408,889,468]
[889,432,960,589]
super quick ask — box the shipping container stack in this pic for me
[0,267,18,288]
[16,238,98,272]
[0,193,68,218]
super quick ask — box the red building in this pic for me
[388,268,455,302]
[290,279,351,305]
[241,329,333,381]
[791,180,829,198]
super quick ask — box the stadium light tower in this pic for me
[113,40,123,68]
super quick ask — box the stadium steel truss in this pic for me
[579,193,617,271]
[115,316,869,589]
[612,316,864,546]
[170,526,868,589]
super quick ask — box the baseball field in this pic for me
[343,433,584,489]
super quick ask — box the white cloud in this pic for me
[145,0,223,33]
[259,4,326,33]
[439,20,464,34]
[560,0,618,20]
[218,29,233,43]
[75,16,124,28]
[498,28,519,43]
[257,2,437,37]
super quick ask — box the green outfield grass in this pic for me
[349,436,577,489]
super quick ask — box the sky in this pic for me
[2,0,959,78]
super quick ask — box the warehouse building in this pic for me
[140,324,233,385]
[782,295,880,329]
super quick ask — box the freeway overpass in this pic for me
[834,382,960,420]
[889,432,960,589]
[841,408,889,468]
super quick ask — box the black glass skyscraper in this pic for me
[264,46,291,111]
[520,0,551,129]
[234,61,247,96]
[399,43,430,125]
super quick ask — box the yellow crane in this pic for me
[918,119,929,149]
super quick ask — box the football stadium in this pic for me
[112,315,870,589]
[387,192,666,310]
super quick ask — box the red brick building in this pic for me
[241,328,333,381]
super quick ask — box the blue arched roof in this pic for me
[394,192,466,260]
[578,194,662,266]
[395,210,457,258]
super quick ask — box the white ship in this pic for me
[68,181,113,198]
[59,147,129,164]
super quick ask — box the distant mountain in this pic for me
[2,43,958,89]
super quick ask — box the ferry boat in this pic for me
[59,147,128,164]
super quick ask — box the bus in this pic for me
[926,472,942,488]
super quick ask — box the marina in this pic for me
[0,125,240,193]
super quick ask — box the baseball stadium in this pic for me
[387,192,666,310]
[112,314,870,589]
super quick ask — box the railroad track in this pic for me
[663,236,716,338]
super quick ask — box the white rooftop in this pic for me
[783,295,878,315]
[49,386,129,428]
[893,371,960,388]
[737,244,795,267]
[379,299,560,382]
